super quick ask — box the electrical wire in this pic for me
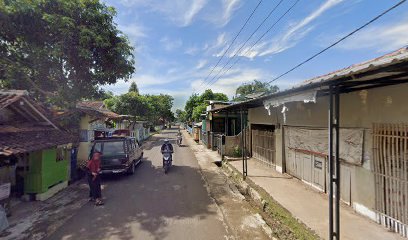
[197,0,263,90]
[203,0,285,89]
[267,0,407,84]
[206,0,300,88]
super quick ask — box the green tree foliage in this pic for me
[128,82,139,94]
[184,89,228,121]
[114,92,152,118]
[175,109,187,122]
[145,94,175,124]
[105,92,174,124]
[184,94,200,122]
[0,0,135,106]
[192,104,207,122]
[233,80,279,101]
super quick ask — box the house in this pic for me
[0,90,75,204]
[208,47,408,237]
[113,116,150,141]
[75,101,121,167]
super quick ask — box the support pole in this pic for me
[335,87,340,239]
[225,112,229,136]
[243,115,247,178]
[240,107,245,179]
[328,85,334,240]
[328,85,341,240]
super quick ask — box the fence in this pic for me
[373,123,408,238]
[201,130,208,146]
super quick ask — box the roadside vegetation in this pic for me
[224,162,319,240]
[176,81,279,123]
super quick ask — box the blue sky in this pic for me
[102,0,408,110]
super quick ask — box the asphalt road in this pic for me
[45,128,231,240]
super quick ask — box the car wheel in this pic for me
[129,162,135,175]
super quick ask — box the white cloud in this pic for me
[195,59,208,70]
[183,0,208,26]
[219,0,242,27]
[207,32,229,56]
[335,17,408,52]
[117,0,208,27]
[117,0,242,27]
[160,37,183,51]
[239,0,343,59]
[191,67,269,97]
[119,23,147,40]
[184,46,200,55]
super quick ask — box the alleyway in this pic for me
[43,129,269,240]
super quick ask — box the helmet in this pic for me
[164,139,169,143]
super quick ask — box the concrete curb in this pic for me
[222,161,277,239]
[222,161,265,210]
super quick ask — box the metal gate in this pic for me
[373,123,408,237]
[252,129,275,167]
[286,149,326,192]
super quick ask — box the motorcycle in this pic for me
[177,135,182,146]
[162,151,173,174]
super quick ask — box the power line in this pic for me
[267,0,407,84]
[207,0,300,88]
[198,0,263,89]
[203,0,284,89]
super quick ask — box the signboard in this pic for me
[314,159,323,170]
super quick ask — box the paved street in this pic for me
[45,128,268,240]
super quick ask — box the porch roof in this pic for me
[0,124,75,156]
[210,46,408,113]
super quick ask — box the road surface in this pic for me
[46,129,231,240]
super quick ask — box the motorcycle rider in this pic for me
[161,139,174,166]
[176,130,182,145]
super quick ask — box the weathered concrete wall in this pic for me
[247,83,408,220]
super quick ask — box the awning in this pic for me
[263,90,317,115]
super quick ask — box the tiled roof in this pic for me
[0,90,28,110]
[76,101,105,110]
[76,101,120,119]
[0,124,76,156]
[0,90,57,127]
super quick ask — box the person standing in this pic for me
[87,151,104,206]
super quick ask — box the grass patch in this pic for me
[222,161,320,240]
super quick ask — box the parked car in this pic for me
[90,137,143,175]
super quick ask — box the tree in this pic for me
[145,94,174,124]
[128,82,139,94]
[93,89,114,101]
[184,89,228,121]
[175,109,187,122]
[113,92,152,119]
[0,0,135,107]
[192,104,207,122]
[233,80,279,101]
[185,94,200,122]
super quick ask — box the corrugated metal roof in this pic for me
[295,46,408,88]
[210,46,408,113]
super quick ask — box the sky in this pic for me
[101,0,408,111]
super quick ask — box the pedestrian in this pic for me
[87,151,104,206]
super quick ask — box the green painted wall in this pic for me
[25,148,68,194]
